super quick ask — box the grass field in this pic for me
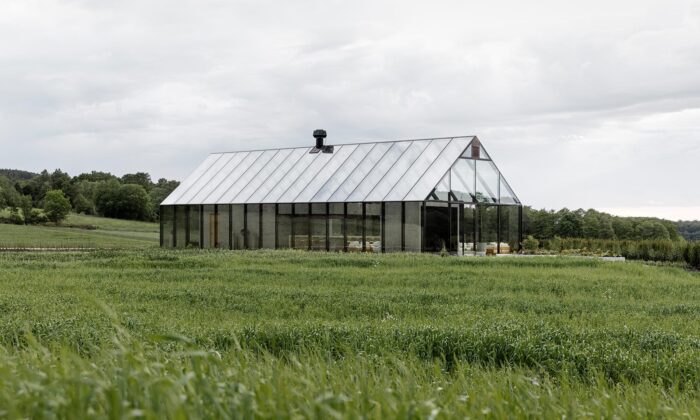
[0,250,698,417]
[0,214,158,248]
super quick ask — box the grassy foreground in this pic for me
[0,214,158,248]
[0,251,699,417]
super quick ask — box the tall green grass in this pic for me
[0,250,698,417]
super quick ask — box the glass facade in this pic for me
[160,137,522,254]
[162,200,521,254]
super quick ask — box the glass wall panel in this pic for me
[187,205,200,248]
[477,205,498,255]
[365,203,381,253]
[310,203,327,251]
[384,202,402,252]
[202,205,216,248]
[451,159,476,202]
[246,204,260,249]
[346,203,363,252]
[161,206,174,248]
[293,204,309,250]
[424,202,449,253]
[232,205,245,249]
[217,205,230,249]
[261,204,276,249]
[499,178,518,204]
[433,172,450,200]
[329,203,344,251]
[461,204,476,255]
[475,160,499,204]
[498,205,520,253]
[449,203,459,252]
[276,204,292,248]
[404,202,422,252]
[175,205,187,248]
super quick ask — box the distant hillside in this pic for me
[677,220,700,241]
[0,169,38,181]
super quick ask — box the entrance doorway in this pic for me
[423,203,460,253]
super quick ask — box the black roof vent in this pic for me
[310,129,333,154]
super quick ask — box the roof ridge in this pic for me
[210,135,475,155]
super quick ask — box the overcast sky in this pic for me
[1,0,699,219]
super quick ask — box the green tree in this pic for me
[149,178,180,219]
[555,209,583,238]
[121,172,153,192]
[18,195,33,225]
[636,220,671,240]
[44,189,71,224]
[96,182,153,221]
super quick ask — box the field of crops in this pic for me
[0,250,698,417]
[0,214,158,248]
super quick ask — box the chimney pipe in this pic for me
[313,129,327,149]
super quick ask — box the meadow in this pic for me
[0,250,698,418]
[0,213,158,249]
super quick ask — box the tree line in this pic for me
[0,169,179,224]
[522,207,686,241]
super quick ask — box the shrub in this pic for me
[522,235,539,253]
[44,190,72,224]
[28,209,49,224]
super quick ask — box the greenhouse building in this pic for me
[160,132,522,254]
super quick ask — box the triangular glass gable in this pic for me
[499,178,519,204]
[428,138,519,205]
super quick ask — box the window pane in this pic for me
[499,178,518,204]
[404,202,422,252]
[218,205,230,249]
[424,202,449,253]
[262,204,276,249]
[329,215,344,251]
[365,203,381,253]
[276,204,292,249]
[451,159,475,202]
[477,205,498,255]
[293,204,309,250]
[246,204,260,249]
[188,205,200,248]
[161,206,174,248]
[175,205,187,248]
[346,203,363,252]
[475,160,499,203]
[433,172,450,200]
[461,205,476,255]
[232,205,245,249]
[202,205,216,248]
[384,202,402,252]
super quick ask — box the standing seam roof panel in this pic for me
[219,149,280,203]
[187,153,241,204]
[178,154,234,204]
[260,148,316,203]
[198,152,249,203]
[403,137,473,201]
[206,151,262,203]
[294,144,358,203]
[309,143,377,203]
[347,141,412,202]
[364,140,431,202]
[381,139,452,201]
[231,148,295,204]
[246,148,308,204]
[161,153,223,205]
[327,142,393,202]
[278,146,341,203]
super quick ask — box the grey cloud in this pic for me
[0,0,698,218]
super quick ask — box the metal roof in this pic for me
[162,136,519,205]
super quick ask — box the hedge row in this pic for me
[533,237,700,269]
